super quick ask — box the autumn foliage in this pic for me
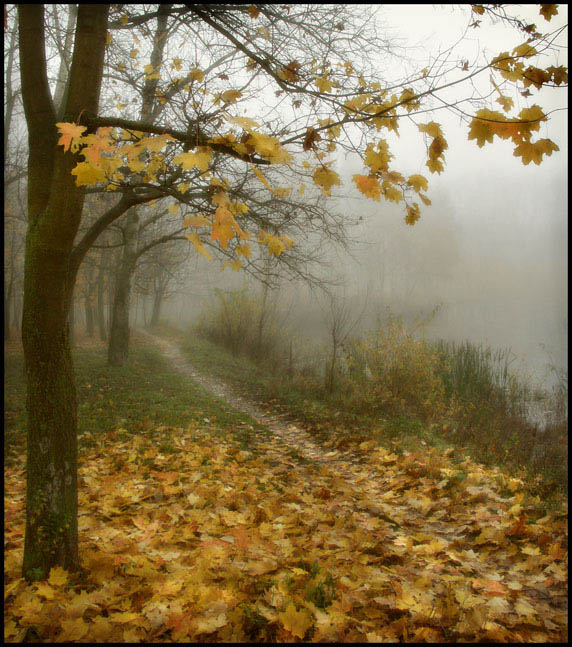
[4,419,568,642]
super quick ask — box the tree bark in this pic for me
[96,250,107,342]
[19,4,109,581]
[108,210,139,366]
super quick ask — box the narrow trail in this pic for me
[137,330,568,636]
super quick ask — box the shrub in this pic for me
[342,311,446,421]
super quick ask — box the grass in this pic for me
[4,334,268,465]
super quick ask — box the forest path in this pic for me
[137,330,568,638]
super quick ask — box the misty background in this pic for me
[145,5,567,399]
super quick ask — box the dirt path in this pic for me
[138,330,368,466]
[137,331,512,537]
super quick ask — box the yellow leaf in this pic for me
[109,611,141,624]
[247,132,292,164]
[35,583,56,600]
[248,5,260,19]
[221,89,242,104]
[183,215,210,228]
[278,602,313,639]
[313,166,340,195]
[223,114,260,131]
[173,147,212,172]
[512,42,538,58]
[236,243,251,259]
[258,230,286,257]
[407,174,428,192]
[513,138,559,165]
[189,67,204,83]
[195,612,227,634]
[48,566,69,587]
[186,232,212,261]
[144,63,160,79]
[417,121,443,139]
[58,618,88,641]
[364,140,393,173]
[496,95,514,112]
[169,203,179,215]
[130,49,138,58]
[315,75,333,93]
[71,161,108,186]
[405,202,421,226]
[231,260,242,271]
[382,182,403,204]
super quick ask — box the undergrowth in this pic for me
[190,289,568,505]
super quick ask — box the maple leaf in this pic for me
[248,5,260,19]
[173,147,212,172]
[183,215,210,228]
[279,60,301,83]
[546,65,568,85]
[381,182,402,204]
[405,202,421,226]
[278,602,313,639]
[303,127,321,151]
[417,121,444,139]
[407,174,428,193]
[58,618,89,641]
[313,166,340,195]
[258,230,286,257]
[512,42,537,58]
[364,140,392,173]
[71,161,109,186]
[315,74,333,93]
[35,582,56,600]
[247,132,292,164]
[539,4,558,21]
[186,232,212,261]
[513,138,560,165]
[56,122,87,153]
[496,95,514,112]
[353,175,381,201]
[220,89,242,104]
[48,566,69,587]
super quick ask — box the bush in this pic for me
[196,288,292,368]
[341,311,446,421]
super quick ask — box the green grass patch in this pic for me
[4,337,268,463]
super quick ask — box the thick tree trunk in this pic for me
[19,4,109,581]
[68,296,76,348]
[108,210,139,366]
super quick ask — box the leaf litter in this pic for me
[4,339,568,643]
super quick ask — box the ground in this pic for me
[3,330,568,642]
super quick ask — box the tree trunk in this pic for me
[108,210,139,366]
[97,253,107,342]
[19,4,109,581]
[150,283,164,327]
[68,295,76,348]
[5,274,13,341]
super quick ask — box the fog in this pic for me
[151,5,567,396]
